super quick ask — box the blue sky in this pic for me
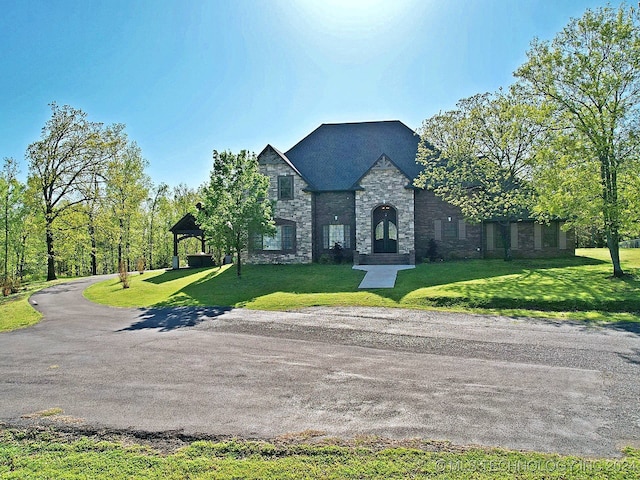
[1,0,606,188]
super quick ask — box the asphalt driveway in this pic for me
[1,276,639,457]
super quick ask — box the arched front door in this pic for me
[373,205,398,253]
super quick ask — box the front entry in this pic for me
[373,205,398,253]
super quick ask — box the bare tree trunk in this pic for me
[607,231,623,278]
[235,233,242,277]
[88,213,97,276]
[46,222,56,281]
[118,218,124,270]
[602,155,624,278]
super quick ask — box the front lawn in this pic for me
[83,248,640,323]
[0,278,73,332]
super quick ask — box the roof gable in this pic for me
[351,153,412,189]
[283,121,421,191]
[257,144,313,187]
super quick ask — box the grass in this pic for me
[0,278,77,333]
[83,248,640,323]
[1,428,639,479]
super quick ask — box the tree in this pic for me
[0,158,26,281]
[27,103,106,281]
[146,182,168,270]
[515,4,640,277]
[415,87,548,260]
[105,133,150,272]
[196,150,274,277]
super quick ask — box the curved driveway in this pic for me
[1,276,640,457]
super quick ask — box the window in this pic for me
[252,224,295,251]
[543,223,558,248]
[323,224,351,249]
[443,218,457,239]
[278,176,293,200]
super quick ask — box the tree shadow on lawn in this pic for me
[142,257,607,308]
[141,267,214,285]
[118,306,232,332]
[374,256,609,303]
[152,264,367,307]
[411,268,640,312]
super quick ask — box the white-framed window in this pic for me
[322,224,350,249]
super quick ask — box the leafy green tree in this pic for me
[415,87,547,260]
[196,150,274,277]
[516,4,640,277]
[104,129,150,272]
[146,182,169,270]
[0,157,31,283]
[27,103,107,280]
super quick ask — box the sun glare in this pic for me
[293,0,418,34]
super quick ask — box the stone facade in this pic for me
[248,122,575,265]
[355,158,415,255]
[248,148,313,264]
[414,190,483,261]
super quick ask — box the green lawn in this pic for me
[1,428,639,479]
[83,248,640,323]
[0,278,77,332]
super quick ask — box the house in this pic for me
[248,120,574,264]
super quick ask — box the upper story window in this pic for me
[278,176,294,200]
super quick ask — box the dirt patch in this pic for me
[0,422,483,456]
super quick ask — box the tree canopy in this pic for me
[27,103,107,280]
[516,4,640,277]
[196,150,274,277]
[415,87,548,260]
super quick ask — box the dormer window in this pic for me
[278,176,294,200]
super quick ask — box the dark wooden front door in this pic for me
[373,205,398,253]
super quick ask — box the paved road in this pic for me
[1,276,639,457]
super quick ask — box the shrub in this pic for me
[118,262,130,289]
[136,258,145,275]
[2,277,21,297]
[426,238,439,262]
[318,254,331,264]
[331,242,344,264]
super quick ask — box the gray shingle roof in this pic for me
[283,120,421,191]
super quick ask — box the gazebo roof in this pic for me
[169,212,203,235]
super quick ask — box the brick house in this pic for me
[248,120,574,264]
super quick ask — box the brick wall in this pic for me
[313,192,356,261]
[414,190,482,261]
[484,221,575,258]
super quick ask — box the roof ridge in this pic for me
[320,120,403,126]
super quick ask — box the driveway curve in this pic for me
[1,276,640,457]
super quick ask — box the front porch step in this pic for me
[357,253,411,265]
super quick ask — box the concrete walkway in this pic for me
[353,264,415,288]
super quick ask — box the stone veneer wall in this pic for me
[248,149,313,263]
[355,165,415,255]
[414,190,482,261]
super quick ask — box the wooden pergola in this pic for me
[169,212,206,269]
